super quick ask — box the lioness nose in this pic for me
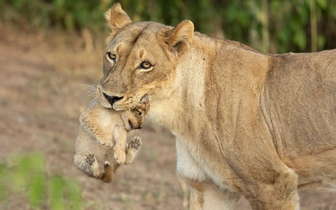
[103,93,123,106]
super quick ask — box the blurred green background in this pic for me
[0,153,83,210]
[0,0,335,53]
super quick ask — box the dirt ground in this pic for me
[0,27,336,210]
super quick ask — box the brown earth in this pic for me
[0,27,335,210]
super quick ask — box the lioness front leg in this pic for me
[246,169,300,210]
[185,179,240,210]
[124,136,142,165]
[176,139,241,210]
[112,125,128,164]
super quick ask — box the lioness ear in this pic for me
[166,20,194,56]
[105,3,132,30]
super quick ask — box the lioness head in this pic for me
[97,3,194,111]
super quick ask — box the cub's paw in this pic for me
[85,152,96,165]
[113,148,126,164]
[128,136,142,151]
[85,152,100,177]
[96,137,114,147]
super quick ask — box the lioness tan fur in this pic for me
[95,3,336,209]
[74,96,149,183]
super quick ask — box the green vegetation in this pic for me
[1,0,335,53]
[0,0,335,52]
[0,153,83,210]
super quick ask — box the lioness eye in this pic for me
[140,61,152,69]
[106,52,116,62]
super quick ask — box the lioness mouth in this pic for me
[103,93,124,107]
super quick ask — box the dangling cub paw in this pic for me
[84,152,100,177]
[113,148,126,164]
[128,136,142,151]
[85,152,96,165]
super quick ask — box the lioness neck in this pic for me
[147,34,220,138]
[149,33,270,141]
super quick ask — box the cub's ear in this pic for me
[105,3,132,30]
[140,94,149,104]
[165,20,194,56]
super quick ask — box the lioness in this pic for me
[96,3,336,209]
[74,96,149,183]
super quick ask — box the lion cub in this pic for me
[74,95,149,183]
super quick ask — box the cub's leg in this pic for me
[112,125,128,164]
[74,154,89,174]
[85,152,100,177]
[74,152,100,177]
[124,136,142,165]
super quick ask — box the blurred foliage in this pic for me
[0,153,84,210]
[0,0,335,53]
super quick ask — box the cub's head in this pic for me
[97,3,194,111]
[121,94,150,130]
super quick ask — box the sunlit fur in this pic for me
[98,3,336,209]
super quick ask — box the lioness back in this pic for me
[263,50,336,187]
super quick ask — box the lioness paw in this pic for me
[113,148,126,164]
[128,136,142,151]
